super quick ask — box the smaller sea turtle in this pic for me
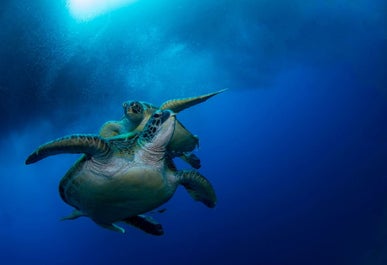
[99,89,227,168]
[25,110,216,235]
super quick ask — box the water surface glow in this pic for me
[67,0,138,21]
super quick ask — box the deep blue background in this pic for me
[0,1,386,264]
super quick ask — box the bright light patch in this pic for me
[67,0,137,21]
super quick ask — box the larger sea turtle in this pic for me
[25,110,216,235]
[99,89,226,168]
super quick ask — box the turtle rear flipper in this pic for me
[25,135,111,164]
[177,170,216,208]
[61,209,85,221]
[124,215,164,236]
[160,89,227,113]
[99,223,126,233]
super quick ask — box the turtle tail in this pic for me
[25,134,111,165]
[176,170,217,208]
[160,89,227,113]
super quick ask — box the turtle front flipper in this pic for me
[168,119,199,153]
[180,153,201,169]
[160,88,227,113]
[123,215,164,236]
[176,170,217,208]
[25,135,111,165]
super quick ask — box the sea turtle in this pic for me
[99,89,227,169]
[25,110,216,235]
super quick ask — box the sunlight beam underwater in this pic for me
[67,0,138,21]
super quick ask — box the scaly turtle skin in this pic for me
[25,110,216,235]
[99,89,227,169]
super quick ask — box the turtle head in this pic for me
[139,110,176,150]
[122,100,145,125]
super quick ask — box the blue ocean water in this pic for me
[0,0,386,264]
